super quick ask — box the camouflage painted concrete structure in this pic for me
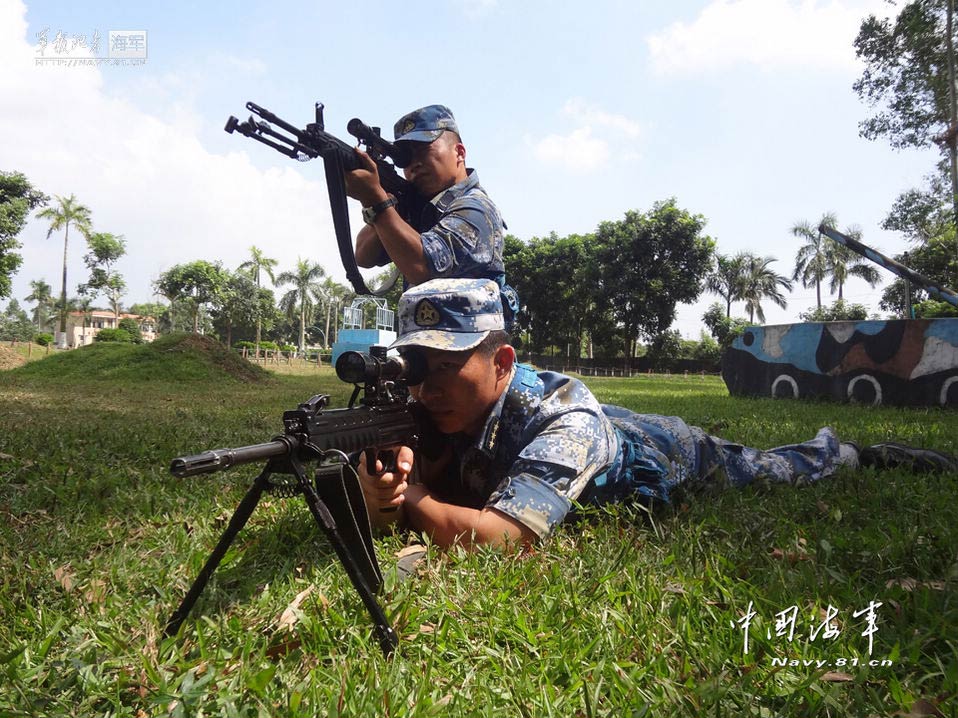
[722,318,958,407]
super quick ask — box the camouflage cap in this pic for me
[390,278,504,352]
[393,105,459,143]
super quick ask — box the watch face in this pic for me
[362,206,376,224]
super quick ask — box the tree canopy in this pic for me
[854,0,953,150]
[155,260,229,333]
[80,232,127,318]
[0,171,48,300]
[506,199,715,360]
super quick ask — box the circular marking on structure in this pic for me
[743,331,755,346]
[847,374,882,406]
[941,376,958,407]
[771,374,799,399]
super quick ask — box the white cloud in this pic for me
[1,0,358,308]
[530,100,641,173]
[647,0,888,75]
[562,98,641,139]
[531,127,610,172]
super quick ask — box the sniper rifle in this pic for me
[164,346,430,656]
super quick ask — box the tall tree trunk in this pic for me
[59,223,70,337]
[299,310,306,351]
[948,0,958,283]
[726,296,732,318]
[816,279,821,309]
[324,302,331,348]
[254,273,262,358]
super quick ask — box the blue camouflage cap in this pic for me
[390,278,504,352]
[393,105,460,143]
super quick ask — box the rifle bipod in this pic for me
[164,450,398,656]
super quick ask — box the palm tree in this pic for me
[276,259,326,352]
[740,253,792,324]
[36,194,92,343]
[791,213,836,310]
[315,277,353,347]
[25,279,54,331]
[238,246,278,357]
[824,226,881,299]
[705,254,747,317]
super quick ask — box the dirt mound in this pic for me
[0,346,26,370]
[10,334,272,384]
[152,333,272,383]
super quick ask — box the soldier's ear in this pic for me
[493,344,515,380]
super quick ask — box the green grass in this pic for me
[0,349,956,717]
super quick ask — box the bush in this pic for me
[798,299,869,322]
[117,318,143,343]
[34,333,53,347]
[702,303,750,349]
[645,330,683,372]
[914,299,958,318]
[94,328,134,343]
[691,334,723,364]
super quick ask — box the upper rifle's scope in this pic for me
[336,347,426,387]
[347,118,412,168]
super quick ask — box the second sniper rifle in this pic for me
[164,347,430,657]
[225,102,430,296]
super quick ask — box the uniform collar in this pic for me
[431,168,479,210]
[473,363,543,458]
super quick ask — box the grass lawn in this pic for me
[0,339,956,716]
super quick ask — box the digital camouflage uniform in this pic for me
[369,106,519,325]
[391,279,850,540]
[437,366,847,539]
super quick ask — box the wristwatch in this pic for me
[362,197,398,225]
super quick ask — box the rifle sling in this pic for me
[313,462,383,594]
[322,150,374,296]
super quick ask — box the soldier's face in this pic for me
[410,345,507,436]
[401,133,465,198]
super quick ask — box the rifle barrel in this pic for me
[171,439,291,478]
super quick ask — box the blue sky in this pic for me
[1,0,943,337]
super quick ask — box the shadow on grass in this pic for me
[170,498,360,624]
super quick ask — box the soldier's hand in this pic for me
[357,445,414,512]
[344,148,388,207]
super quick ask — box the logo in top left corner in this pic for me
[109,30,148,59]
